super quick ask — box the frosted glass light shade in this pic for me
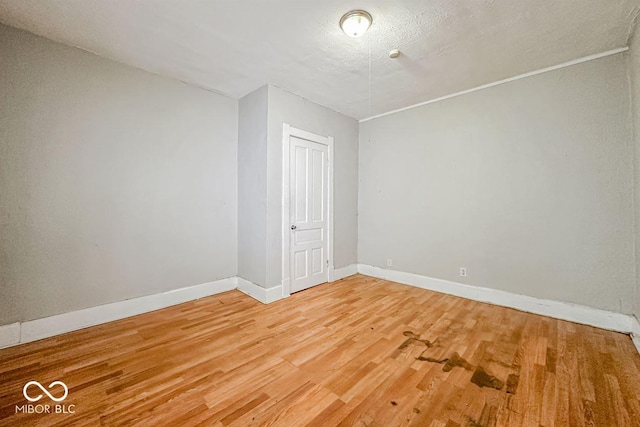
[340,10,372,38]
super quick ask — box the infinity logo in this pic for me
[23,381,69,402]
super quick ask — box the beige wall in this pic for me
[0,24,238,324]
[238,86,269,287]
[630,22,640,321]
[359,53,635,313]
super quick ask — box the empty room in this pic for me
[2,1,640,426]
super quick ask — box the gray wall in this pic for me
[0,24,238,325]
[266,85,359,288]
[238,86,269,287]
[3,20,636,325]
[359,54,635,313]
[630,23,640,321]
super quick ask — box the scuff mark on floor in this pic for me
[471,366,504,390]
[398,331,438,350]
[400,330,507,392]
[416,351,474,372]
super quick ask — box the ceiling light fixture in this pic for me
[339,10,372,38]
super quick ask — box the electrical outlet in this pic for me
[459,267,467,277]
[386,259,393,267]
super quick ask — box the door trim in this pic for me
[281,123,334,297]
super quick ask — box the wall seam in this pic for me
[627,50,638,315]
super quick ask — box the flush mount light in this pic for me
[339,10,372,38]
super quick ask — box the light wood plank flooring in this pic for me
[1,274,640,426]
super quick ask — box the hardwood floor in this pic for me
[1,274,640,426]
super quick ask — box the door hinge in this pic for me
[326,259,329,266]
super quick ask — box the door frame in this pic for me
[281,123,335,297]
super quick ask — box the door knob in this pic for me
[291,225,297,230]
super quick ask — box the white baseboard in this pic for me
[358,264,635,334]
[241,264,358,305]
[3,268,636,356]
[236,277,285,304]
[0,277,236,349]
[631,316,640,355]
[0,267,358,348]
[0,323,20,348]
[333,264,358,281]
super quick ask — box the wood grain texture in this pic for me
[1,274,640,426]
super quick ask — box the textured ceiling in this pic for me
[0,0,639,120]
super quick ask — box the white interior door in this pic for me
[289,135,329,293]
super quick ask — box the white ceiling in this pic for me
[0,1,639,120]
